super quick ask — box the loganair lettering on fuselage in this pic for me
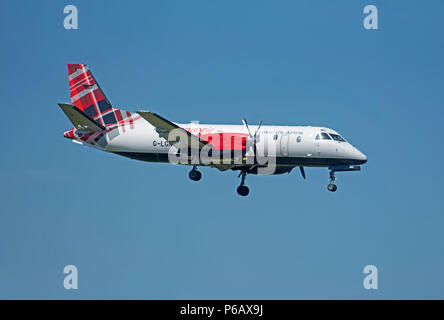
[59,64,367,196]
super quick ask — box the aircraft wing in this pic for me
[58,103,105,132]
[137,111,209,148]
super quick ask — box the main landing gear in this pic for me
[189,165,202,181]
[237,171,249,196]
[327,170,338,192]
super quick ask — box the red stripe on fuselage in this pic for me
[199,133,248,150]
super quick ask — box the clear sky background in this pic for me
[1,0,443,299]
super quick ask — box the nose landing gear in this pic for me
[327,170,337,192]
[189,165,202,181]
[237,171,249,196]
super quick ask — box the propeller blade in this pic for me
[299,166,306,179]
[242,118,253,137]
[254,120,263,138]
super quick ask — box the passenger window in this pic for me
[273,134,278,140]
[296,136,301,143]
[315,134,320,140]
[320,133,331,140]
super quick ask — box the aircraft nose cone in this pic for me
[354,149,367,164]
[345,145,367,165]
[359,153,367,164]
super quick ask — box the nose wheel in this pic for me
[327,170,337,192]
[189,166,202,181]
[237,171,249,196]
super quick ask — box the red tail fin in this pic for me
[68,64,123,126]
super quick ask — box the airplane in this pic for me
[59,64,367,196]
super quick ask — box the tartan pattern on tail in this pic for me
[64,64,141,146]
[68,64,135,129]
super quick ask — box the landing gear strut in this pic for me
[237,171,249,196]
[189,165,202,181]
[327,170,337,192]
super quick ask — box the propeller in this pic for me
[242,118,263,160]
[242,118,263,142]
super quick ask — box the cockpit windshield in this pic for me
[315,132,347,142]
[321,133,331,140]
[329,133,346,142]
[315,133,331,140]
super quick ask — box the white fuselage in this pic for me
[102,117,367,168]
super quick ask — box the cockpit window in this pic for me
[330,133,346,142]
[320,132,331,140]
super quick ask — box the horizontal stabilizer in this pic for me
[58,103,105,132]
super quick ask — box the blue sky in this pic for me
[1,0,443,299]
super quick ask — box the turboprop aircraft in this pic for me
[59,64,367,196]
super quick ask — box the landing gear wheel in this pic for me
[327,184,337,192]
[189,169,202,181]
[237,185,249,196]
[236,171,250,196]
[327,170,337,192]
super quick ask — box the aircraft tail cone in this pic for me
[63,129,76,139]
